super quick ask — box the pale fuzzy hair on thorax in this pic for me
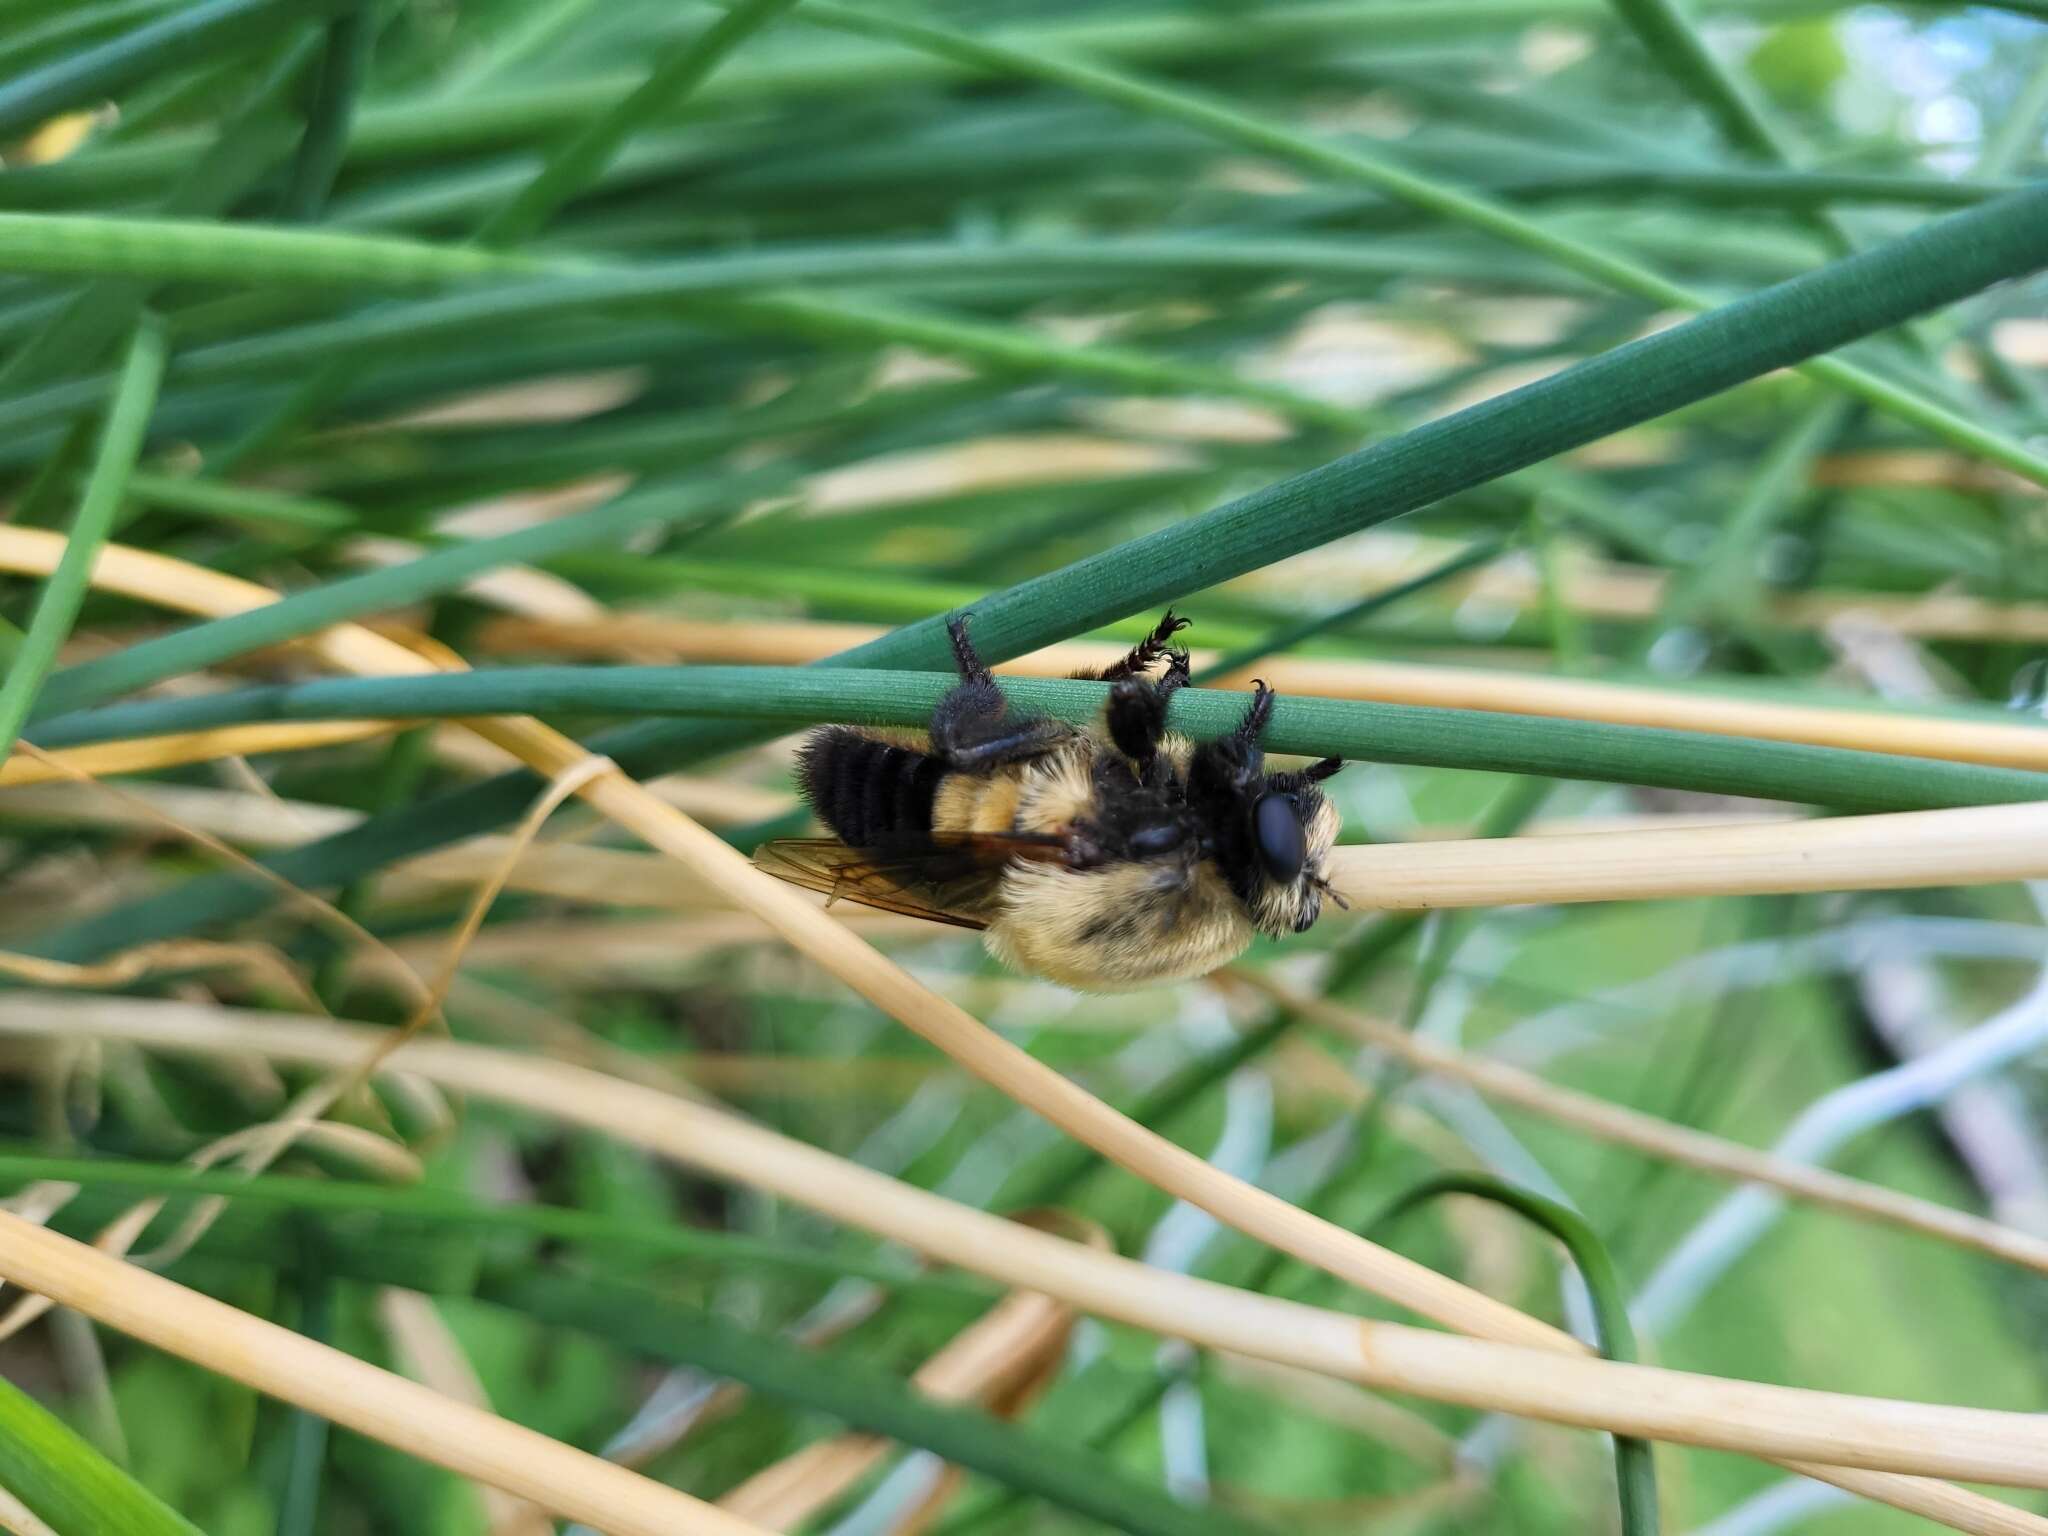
[985,856,1254,992]
[1010,734,1097,837]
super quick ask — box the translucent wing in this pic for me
[752,833,1068,930]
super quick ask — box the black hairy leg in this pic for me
[1233,679,1276,745]
[1100,612,1194,774]
[1156,644,1191,698]
[1275,755,1345,788]
[1172,679,1283,904]
[1105,648,1193,785]
[947,610,996,684]
[1184,678,1274,810]
[1106,678,1169,766]
[1080,609,1193,682]
[932,612,1071,771]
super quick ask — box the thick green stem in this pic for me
[33,666,2048,814]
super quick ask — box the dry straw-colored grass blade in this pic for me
[0,720,396,786]
[377,1288,555,1536]
[0,1210,772,1536]
[1325,802,2048,907]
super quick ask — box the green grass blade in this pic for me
[0,32,324,394]
[433,0,606,96]
[0,313,167,766]
[277,3,376,223]
[1373,1173,1657,1535]
[1979,38,2048,178]
[0,1371,206,1536]
[38,665,2048,814]
[1603,0,1790,160]
[0,1,184,83]
[717,289,1369,434]
[31,1,1853,180]
[119,471,356,533]
[0,236,1386,444]
[221,0,800,472]
[476,0,801,247]
[1658,396,1848,632]
[0,213,539,289]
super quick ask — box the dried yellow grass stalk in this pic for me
[377,1288,555,1536]
[476,613,2048,772]
[0,1211,771,1536]
[1326,802,2048,908]
[388,837,728,909]
[1225,971,2048,1279]
[0,734,535,1341]
[5,997,2048,1528]
[0,721,395,786]
[0,1483,59,1536]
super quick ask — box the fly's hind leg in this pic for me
[932,612,1072,771]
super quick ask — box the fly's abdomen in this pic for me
[797,728,946,846]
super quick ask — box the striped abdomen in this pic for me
[797,728,946,846]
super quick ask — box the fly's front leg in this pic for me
[1232,679,1276,747]
[1105,678,1169,767]
[932,612,1071,771]
[1094,609,1193,682]
[1105,625,1193,781]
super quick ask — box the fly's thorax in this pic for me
[985,854,1254,991]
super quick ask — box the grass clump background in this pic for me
[0,1,2047,1534]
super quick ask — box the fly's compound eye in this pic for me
[1252,792,1306,882]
